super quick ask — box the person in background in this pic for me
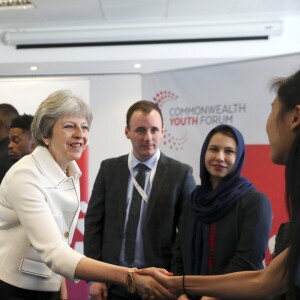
[139,69,300,300]
[172,124,272,300]
[84,100,196,300]
[0,103,19,182]
[0,91,173,300]
[8,113,35,162]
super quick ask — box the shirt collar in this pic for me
[131,149,160,170]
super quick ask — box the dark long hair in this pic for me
[272,69,300,298]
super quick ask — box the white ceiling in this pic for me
[0,0,299,76]
[0,0,299,29]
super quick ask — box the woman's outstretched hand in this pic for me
[135,267,178,298]
[133,267,176,299]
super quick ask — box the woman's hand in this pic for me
[178,293,189,299]
[133,267,176,299]
[136,267,178,297]
[60,277,68,300]
[89,282,108,300]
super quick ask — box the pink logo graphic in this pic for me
[153,90,188,151]
[153,90,178,108]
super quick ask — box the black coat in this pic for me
[84,152,196,269]
[172,189,272,275]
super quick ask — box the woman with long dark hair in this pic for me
[141,69,300,299]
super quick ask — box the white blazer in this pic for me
[0,146,84,291]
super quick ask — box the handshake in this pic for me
[127,267,180,299]
[89,267,182,300]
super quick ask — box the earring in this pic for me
[43,138,49,146]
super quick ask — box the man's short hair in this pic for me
[10,114,34,132]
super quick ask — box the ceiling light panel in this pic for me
[0,0,35,9]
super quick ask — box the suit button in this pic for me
[64,231,69,239]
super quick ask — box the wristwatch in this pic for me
[127,267,138,294]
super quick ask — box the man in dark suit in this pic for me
[84,100,196,300]
[0,103,19,183]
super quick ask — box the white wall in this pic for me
[0,75,142,196]
[89,74,142,193]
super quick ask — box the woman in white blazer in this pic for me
[0,90,173,300]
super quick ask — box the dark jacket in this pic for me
[172,189,272,298]
[84,152,196,269]
[0,137,14,183]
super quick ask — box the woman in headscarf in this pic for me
[172,124,272,300]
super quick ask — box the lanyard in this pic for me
[128,151,160,204]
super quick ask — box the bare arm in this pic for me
[184,249,287,299]
[140,249,288,299]
[75,258,175,299]
[60,277,68,300]
[75,257,128,286]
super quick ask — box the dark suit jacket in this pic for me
[0,137,14,183]
[84,152,196,269]
[172,189,272,276]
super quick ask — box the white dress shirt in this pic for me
[119,149,160,268]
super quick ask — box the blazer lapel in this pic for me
[146,153,168,219]
[117,155,130,232]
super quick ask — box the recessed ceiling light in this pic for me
[134,63,142,69]
[30,66,37,71]
[0,0,35,9]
